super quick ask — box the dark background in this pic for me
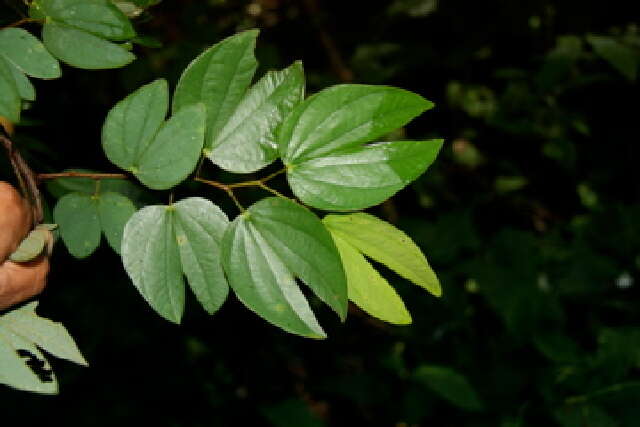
[1,0,639,425]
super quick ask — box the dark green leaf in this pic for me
[6,62,35,101]
[0,28,60,79]
[98,192,137,254]
[587,35,637,81]
[0,56,21,123]
[172,30,258,146]
[54,192,101,258]
[42,21,135,69]
[414,365,484,411]
[208,61,305,173]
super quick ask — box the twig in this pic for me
[37,171,129,181]
[1,18,42,29]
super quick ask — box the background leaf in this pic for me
[0,56,21,123]
[6,62,36,101]
[54,192,101,258]
[98,192,137,254]
[0,28,61,79]
[587,34,638,81]
[0,328,57,394]
[414,365,484,411]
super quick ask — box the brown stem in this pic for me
[2,18,42,29]
[37,172,130,181]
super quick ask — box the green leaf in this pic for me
[278,84,434,164]
[9,228,49,262]
[0,28,61,79]
[287,139,443,210]
[42,21,135,69]
[7,62,36,101]
[36,0,135,40]
[102,79,168,171]
[221,197,348,338]
[0,56,21,123]
[1,302,88,366]
[207,61,305,173]
[133,103,206,190]
[587,35,638,81]
[121,198,230,322]
[329,232,411,325]
[323,213,441,296]
[414,365,484,411]
[172,30,259,147]
[54,192,101,258]
[173,198,229,314]
[98,192,136,254]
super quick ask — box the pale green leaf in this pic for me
[54,192,101,258]
[0,56,21,123]
[174,198,229,315]
[42,21,135,70]
[98,192,137,254]
[278,84,434,163]
[102,79,168,171]
[208,61,305,173]
[330,232,411,325]
[172,30,258,146]
[323,212,441,296]
[0,27,61,78]
[288,139,443,210]
[414,365,484,411]
[9,229,49,262]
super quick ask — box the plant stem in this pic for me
[37,172,129,181]
[2,18,42,29]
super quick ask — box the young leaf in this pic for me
[98,192,137,254]
[172,30,259,146]
[221,197,348,338]
[330,232,412,325]
[414,365,484,411]
[278,84,433,163]
[287,139,443,211]
[42,21,135,69]
[323,213,441,296]
[35,0,135,40]
[7,62,36,101]
[54,192,102,258]
[121,198,230,322]
[0,28,61,79]
[208,61,305,173]
[9,228,50,262]
[0,56,21,123]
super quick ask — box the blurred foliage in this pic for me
[1,0,639,425]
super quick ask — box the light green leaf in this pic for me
[587,34,637,81]
[174,198,229,314]
[42,21,135,70]
[278,84,433,163]
[36,0,135,40]
[288,139,443,211]
[98,192,136,254]
[7,62,36,101]
[102,79,168,171]
[208,61,305,173]
[1,302,88,366]
[54,192,101,258]
[0,56,21,123]
[133,103,206,190]
[221,197,348,338]
[0,27,61,79]
[414,365,484,411]
[330,232,411,325]
[122,205,185,323]
[172,30,259,146]
[121,198,230,321]
[323,212,441,296]
[9,228,49,262]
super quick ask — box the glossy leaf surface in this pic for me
[0,28,60,79]
[208,61,305,173]
[221,197,347,338]
[172,30,258,146]
[324,212,441,296]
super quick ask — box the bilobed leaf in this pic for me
[330,232,411,325]
[172,30,258,146]
[288,139,443,211]
[587,35,637,81]
[133,103,206,190]
[42,21,135,69]
[174,198,229,314]
[98,192,137,254]
[0,56,21,123]
[221,197,348,338]
[121,205,185,323]
[102,79,168,170]
[121,198,230,321]
[208,61,305,173]
[0,28,61,79]
[414,365,484,411]
[1,302,88,366]
[323,213,441,296]
[7,62,36,101]
[35,0,135,40]
[54,192,101,258]
[278,84,433,163]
